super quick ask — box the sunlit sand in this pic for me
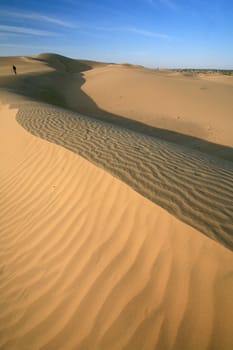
[0,54,233,349]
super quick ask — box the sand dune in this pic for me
[1,54,233,349]
[1,53,232,161]
[80,66,233,147]
[15,102,233,250]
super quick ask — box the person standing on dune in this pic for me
[12,65,17,74]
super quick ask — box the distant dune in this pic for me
[0,53,233,349]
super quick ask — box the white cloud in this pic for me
[0,25,56,36]
[89,25,169,39]
[0,10,75,28]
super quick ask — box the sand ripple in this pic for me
[16,103,233,251]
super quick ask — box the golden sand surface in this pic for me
[0,54,233,349]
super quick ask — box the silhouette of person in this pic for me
[13,65,17,74]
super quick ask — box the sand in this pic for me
[80,66,233,148]
[0,53,233,350]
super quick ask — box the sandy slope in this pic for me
[1,54,233,349]
[15,102,233,250]
[80,66,233,147]
[1,103,233,350]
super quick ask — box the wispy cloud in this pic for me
[0,9,75,28]
[127,27,170,39]
[148,0,177,10]
[0,25,56,36]
[89,25,170,39]
[0,32,23,38]
[0,43,54,50]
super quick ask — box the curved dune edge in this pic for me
[1,104,233,350]
[15,102,233,251]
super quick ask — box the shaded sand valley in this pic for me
[1,54,233,349]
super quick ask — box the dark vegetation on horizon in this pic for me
[172,68,233,75]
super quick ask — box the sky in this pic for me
[0,0,233,68]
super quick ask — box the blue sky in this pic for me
[0,0,233,68]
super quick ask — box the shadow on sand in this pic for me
[1,54,233,163]
[2,54,233,251]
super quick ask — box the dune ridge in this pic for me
[1,104,233,350]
